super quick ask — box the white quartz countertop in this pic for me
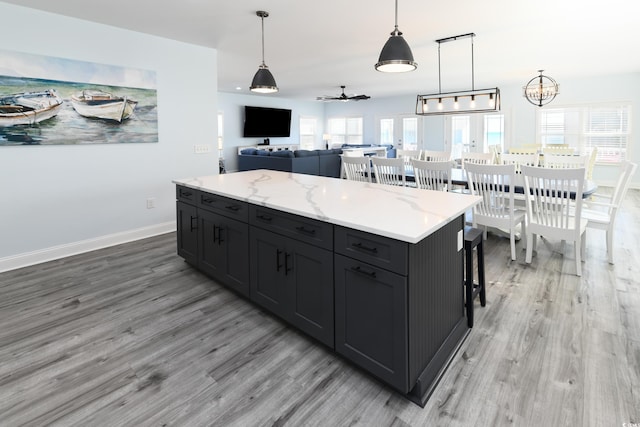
[173,170,481,244]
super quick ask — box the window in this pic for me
[328,117,363,145]
[299,117,317,150]
[537,103,631,163]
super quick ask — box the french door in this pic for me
[378,115,421,150]
[445,114,505,159]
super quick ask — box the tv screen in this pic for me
[243,106,291,137]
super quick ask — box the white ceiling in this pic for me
[4,0,640,101]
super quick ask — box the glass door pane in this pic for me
[380,118,393,146]
[402,117,418,150]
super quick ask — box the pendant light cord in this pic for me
[260,15,266,66]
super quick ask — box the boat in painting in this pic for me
[0,90,64,127]
[70,90,138,122]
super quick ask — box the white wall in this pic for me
[0,3,219,271]
[218,92,325,172]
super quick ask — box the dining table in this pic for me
[408,167,598,199]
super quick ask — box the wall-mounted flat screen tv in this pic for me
[243,106,292,137]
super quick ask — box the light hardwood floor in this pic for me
[1,190,639,427]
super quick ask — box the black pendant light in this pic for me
[250,11,278,94]
[375,0,417,73]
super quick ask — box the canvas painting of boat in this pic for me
[71,90,138,122]
[0,90,63,127]
[0,48,157,146]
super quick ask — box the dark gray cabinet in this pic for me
[335,254,408,391]
[176,185,250,297]
[199,209,250,297]
[333,218,467,403]
[250,206,334,347]
[176,201,198,265]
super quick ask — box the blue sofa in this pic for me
[238,148,343,178]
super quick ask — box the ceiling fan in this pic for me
[316,85,370,102]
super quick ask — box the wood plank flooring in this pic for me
[1,190,639,426]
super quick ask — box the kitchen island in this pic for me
[173,170,480,406]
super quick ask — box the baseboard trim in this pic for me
[0,222,176,273]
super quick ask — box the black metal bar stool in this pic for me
[464,226,486,328]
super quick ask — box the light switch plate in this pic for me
[193,144,212,154]
[457,229,463,252]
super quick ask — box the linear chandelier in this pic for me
[523,70,559,107]
[416,33,500,115]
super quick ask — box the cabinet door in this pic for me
[286,238,334,347]
[197,210,250,296]
[216,214,250,297]
[334,254,408,393]
[176,201,198,265]
[198,209,226,278]
[250,226,288,318]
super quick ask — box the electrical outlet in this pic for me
[146,198,156,209]
[193,144,212,154]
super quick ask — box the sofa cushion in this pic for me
[256,149,271,156]
[240,148,258,155]
[271,150,294,158]
[294,150,319,158]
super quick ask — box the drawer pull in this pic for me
[181,190,193,197]
[202,197,215,204]
[257,214,273,222]
[352,242,378,254]
[351,265,377,279]
[295,226,316,235]
[226,205,241,212]
[215,225,224,244]
[276,249,283,272]
[284,252,292,274]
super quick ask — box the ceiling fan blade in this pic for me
[348,95,371,100]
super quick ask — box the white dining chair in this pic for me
[541,145,575,155]
[500,152,539,173]
[396,149,421,175]
[582,161,637,264]
[461,152,494,168]
[411,159,453,191]
[421,150,451,162]
[465,163,527,261]
[371,156,406,186]
[341,155,372,183]
[521,165,587,276]
[542,153,589,169]
[508,147,538,155]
